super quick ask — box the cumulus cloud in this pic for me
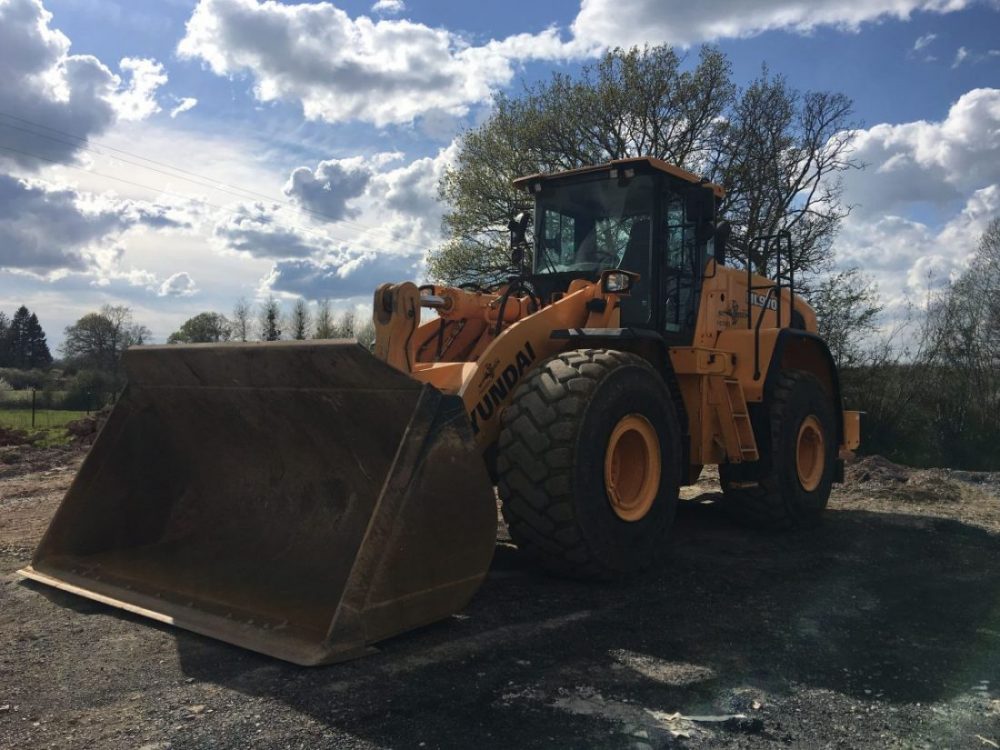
[835,186,999,305]
[371,0,404,14]
[111,57,167,121]
[283,156,372,220]
[571,0,975,48]
[169,96,198,118]
[214,202,328,258]
[0,173,192,275]
[159,271,198,297]
[832,87,1000,316]
[177,0,580,126]
[840,88,1000,218]
[264,252,421,300]
[0,0,119,168]
[0,0,169,170]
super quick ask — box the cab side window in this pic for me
[662,196,696,334]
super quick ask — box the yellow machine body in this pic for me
[21,156,859,665]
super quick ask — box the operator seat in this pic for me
[618,218,651,326]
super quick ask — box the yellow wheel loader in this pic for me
[21,157,861,665]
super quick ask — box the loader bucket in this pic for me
[19,341,497,666]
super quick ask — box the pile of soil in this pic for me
[63,408,111,446]
[845,455,964,504]
[0,427,35,448]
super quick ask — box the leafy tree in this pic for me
[430,45,860,285]
[290,299,311,340]
[259,297,282,341]
[232,297,254,341]
[0,312,8,368]
[314,299,335,339]
[810,269,883,369]
[23,311,52,368]
[62,305,150,374]
[167,312,232,344]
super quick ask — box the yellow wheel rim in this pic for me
[796,414,825,492]
[604,414,661,522]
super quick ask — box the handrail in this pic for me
[746,229,794,380]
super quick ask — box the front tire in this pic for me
[496,349,682,578]
[720,369,837,529]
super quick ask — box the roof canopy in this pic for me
[513,157,725,199]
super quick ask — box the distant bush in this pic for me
[0,367,50,390]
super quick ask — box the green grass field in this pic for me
[0,408,88,431]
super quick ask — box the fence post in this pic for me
[31,388,36,428]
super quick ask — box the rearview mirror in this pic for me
[713,221,731,266]
[600,269,638,296]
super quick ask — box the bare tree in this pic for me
[430,46,860,285]
[916,217,1000,467]
[232,297,253,342]
[314,299,335,339]
[355,317,376,350]
[708,71,860,277]
[333,310,356,339]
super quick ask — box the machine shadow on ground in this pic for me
[145,497,1000,748]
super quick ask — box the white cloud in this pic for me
[214,202,327,259]
[111,57,167,121]
[283,156,372,220]
[952,45,970,67]
[832,89,1000,317]
[169,96,198,118]
[0,0,119,168]
[840,88,1000,218]
[0,1,169,173]
[371,0,404,14]
[159,271,198,297]
[263,252,421,300]
[913,32,937,51]
[0,172,192,275]
[571,0,973,48]
[177,0,581,126]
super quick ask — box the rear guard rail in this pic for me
[20,341,496,665]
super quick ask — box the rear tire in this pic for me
[497,349,682,578]
[720,369,836,529]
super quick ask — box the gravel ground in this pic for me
[2,445,1000,749]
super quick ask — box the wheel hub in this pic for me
[796,414,825,492]
[604,413,661,521]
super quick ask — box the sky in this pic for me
[0,0,998,348]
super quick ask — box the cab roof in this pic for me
[513,157,725,199]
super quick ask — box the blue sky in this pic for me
[1,0,998,346]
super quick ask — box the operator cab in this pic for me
[515,157,724,344]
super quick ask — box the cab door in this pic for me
[659,193,701,343]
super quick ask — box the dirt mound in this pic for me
[64,408,111,445]
[0,427,35,447]
[846,455,964,504]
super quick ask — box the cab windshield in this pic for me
[534,175,654,275]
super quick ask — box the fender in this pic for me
[763,329,845,446]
